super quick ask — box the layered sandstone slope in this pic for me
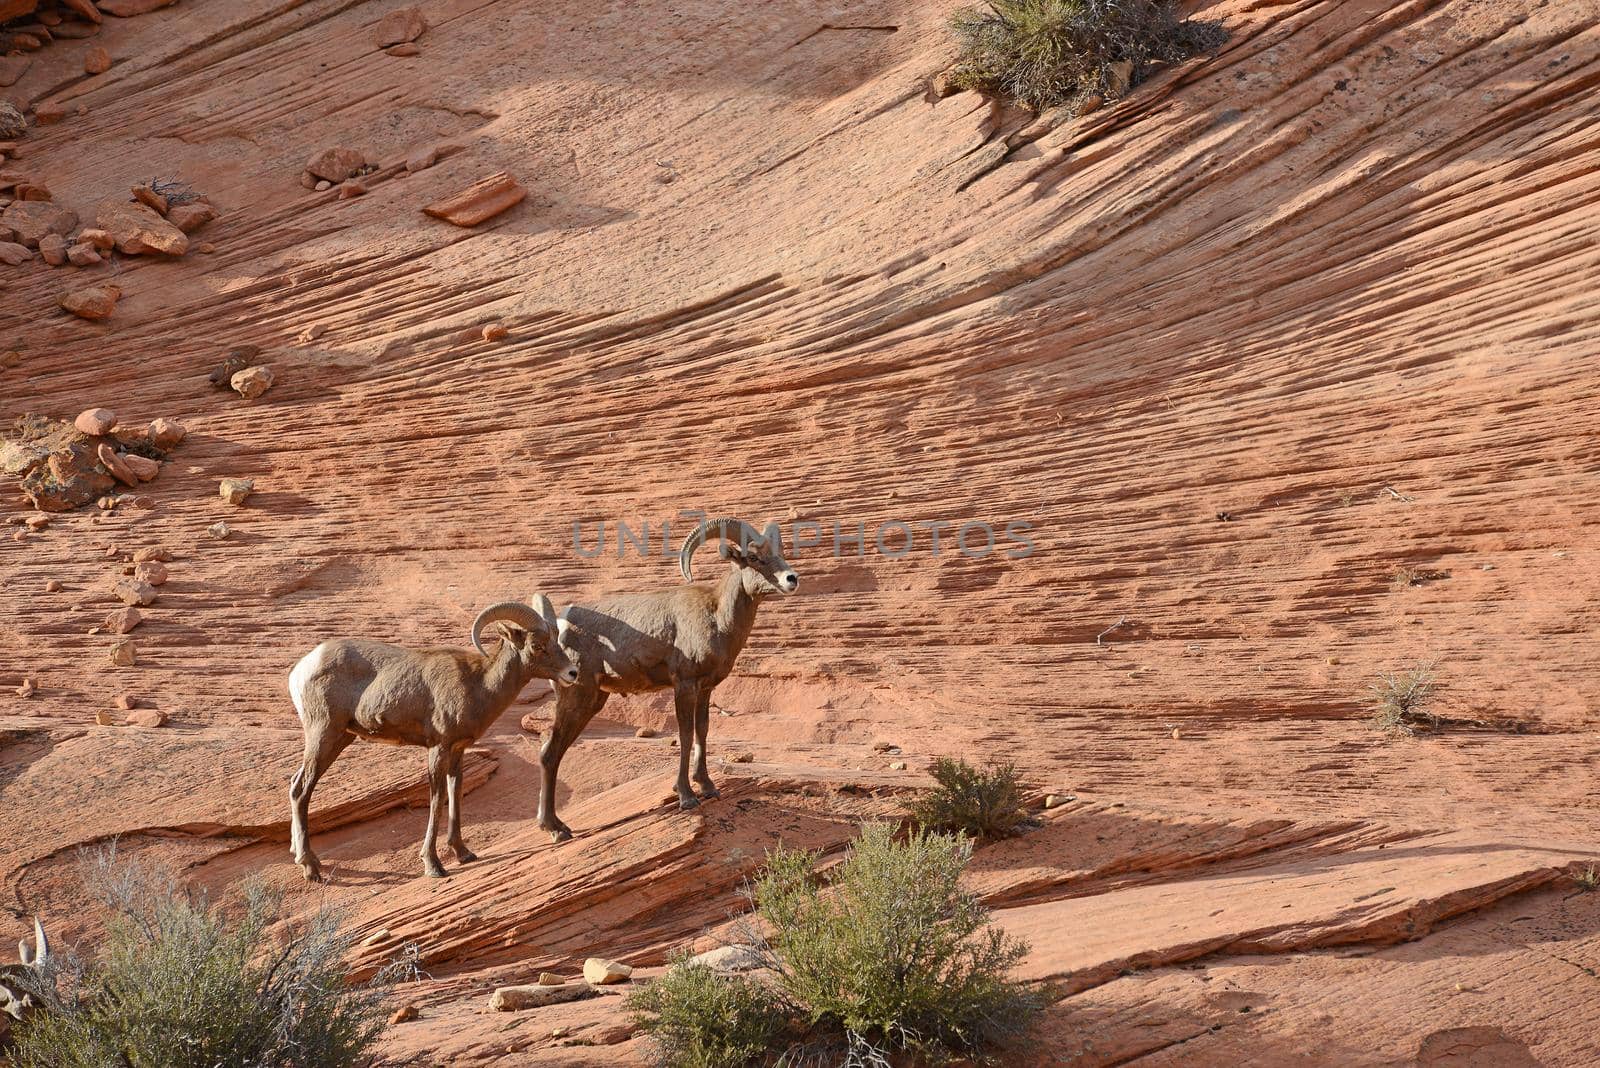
[2,0,1598,1064]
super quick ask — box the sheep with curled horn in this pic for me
[0,918,50,1042]
[287,596,578,880]
[535,517,800,841]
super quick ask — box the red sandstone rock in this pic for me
[422,172,526,227]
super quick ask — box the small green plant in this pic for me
[626,955,787,1068]
[947,0,1227,111]
[630,827,1038,1066]
[9,848,399,1068]
[1572,864,1599,893]
[757,824,1038,1063]
[1370,661,1440,734]
[908,757,1028,840]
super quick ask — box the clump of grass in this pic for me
[1572,864,1599,893]
[630,826,1039,1067]
[1370,661,1440,734]
[9,847,401,1068]
[908,757,1028,840]
[947,0,1228,111]
[626,954,787,1068]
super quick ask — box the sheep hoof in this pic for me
[548,826,571,843]
[453,847,478,863]
[678,795,700,811]
[423,859,448,879]
[300,863,324,884]
[696,785,721,800]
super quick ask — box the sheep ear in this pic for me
[493,621,527,646]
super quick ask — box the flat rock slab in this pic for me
[490,981,599,1011]
[996,831,1577,992]
[422,172,525,227]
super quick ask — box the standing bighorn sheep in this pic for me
[288,597,578,881]
[535,517,799,841]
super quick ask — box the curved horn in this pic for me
[470,601,543,656]
[529,593,557,629]
[679,518,760,582]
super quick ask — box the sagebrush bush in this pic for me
[9,848,398,1068]
[948,0,1227,110]
[756,824,1038,1063]
[908,757,1028,840]
[626,954,787,1068]
[1370,662,1440,735]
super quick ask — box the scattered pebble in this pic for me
[113,579,157,606]
[84,46,110,74]
[116,694,137,709]
[389,1004,418,1024]
[95,709,116,726]
[386,43,421,57]
[338,180,366,199]
[728,752,754,763]
[305,147,366,183]
[582,958,632,985]
[108,639,136,666]
[314,180,331,192]
[74,407,118,435]
[16,678,37,697]
[518,711,541,734]
[132,546,171,563]
[537,972,565,986]
[44,579,61,592]
[148,418,185,450]
[634,726,657,738]
[1043,794,1074,809]
[231,365,274,399]
[889,761,907,770]
[125,708,166,728]
[360,929,391,947]
[105,607,143,634]
[207,521,231,539]
[373,6,426,48]
[218,477,254,506]
[482,323,508,342]
[133,560,168,585]
[58,283,121,321]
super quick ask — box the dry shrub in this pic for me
[1370,661,1440,734]
[907,757,1028,840]
[948,0,1227,110]
[9,847,401,1068]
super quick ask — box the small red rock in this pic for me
[32,101,69,125]
[108,639,136,666]
[62,0,104,22]
[77,226,114,250]
[0,241,31,266]
[148,418,185,449]
[84,46,110,74]
[97,443,138,486]
[116,694,137,709]
[390,1004,419,1024]
[75,407,117,435]
[133,559,167,585]
[166,201,216,233]
[131,184,168,215]
[132,546,171,563]
[122,453,159,481]
[59,284,120,320]
[482,323,508,342]
[113,578,157,606]
[404,146,437,173]
[16,678,37,697]
[125,708,166,728]
[338,180,366,199]
[422,172,526,227]
[519,712,541,734]
[231,365,273,399]
[44,579,62,592]
[386,43,421,57]
[304,147,365,183]
[67,242,102,266]
[373,6,426,48]
[38,232,66,265]
[105,606,143,633]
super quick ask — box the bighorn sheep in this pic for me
[1,919,49,1041]
[288,597,578,881]
[535,517,799,841]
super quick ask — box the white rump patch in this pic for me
[287,643,326,723]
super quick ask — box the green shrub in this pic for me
[9,849,398,1068]
[626,954,787,1068]
[756,824,1038,1063]
[948,0,1227,110]
[1370,661,1440,734]
[907,757,1028,840]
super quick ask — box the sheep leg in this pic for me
[290,727,352,883]
[692,686,719,799]
[420,745,449,878]
[673,680,699,811]
[446,746,475,863]
[537,685,604,842]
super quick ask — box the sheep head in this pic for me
[470,598,579,684]
[679,517,799,597]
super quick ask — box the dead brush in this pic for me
[1572,864,1599,893]
[1370,661,1440,735]
[947,0,1228,111]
